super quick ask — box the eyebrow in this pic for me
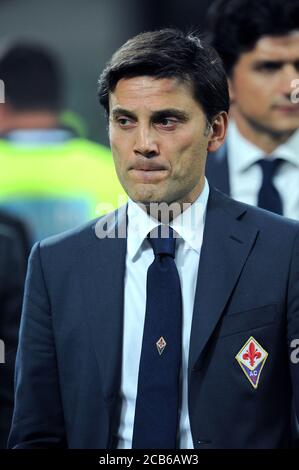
[110,107,190,121]
[111,107,136,120]
[152,109,189,122]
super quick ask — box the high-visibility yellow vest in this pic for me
[0,137,126,242]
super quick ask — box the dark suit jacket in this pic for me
[206,144,231,196]
[8,187,299,449]
[0,225,27,448]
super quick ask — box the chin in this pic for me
[130,187,162,204]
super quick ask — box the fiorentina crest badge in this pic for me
[235,336,268,389]
[156,336,167,355]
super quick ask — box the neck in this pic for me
[232,108,294,154]
[2,111,60,133]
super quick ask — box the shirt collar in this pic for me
[272,128,299,167]
[227,120,299,172]
[127,178,209,261]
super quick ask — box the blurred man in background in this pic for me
[0,214,27,448]
[0,42,125,244]
[0,209,30,262]
[206,0,299,218]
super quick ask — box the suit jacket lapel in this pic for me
[80,205,127,401]
[188,188,259,373]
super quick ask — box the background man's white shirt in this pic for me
[227,120,299,220]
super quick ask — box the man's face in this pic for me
[229,33,299,136]
[109,76,218,206]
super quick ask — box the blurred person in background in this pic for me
[0,208,30,262]
[206,0,299,218]
[0,42,125,244]
[0,214,27,448]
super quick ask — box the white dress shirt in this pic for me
[227,121,299,220]
[117,179,210,449]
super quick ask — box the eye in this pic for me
[155,117,179,129]
[116,117,136,129]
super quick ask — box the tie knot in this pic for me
[147,225,176,258]
[257,158,284,181]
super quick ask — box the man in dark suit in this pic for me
[8,29,299,449]
[0,215,28,448]
[206,0,299,219]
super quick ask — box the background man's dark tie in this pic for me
[132,225,182,449]
[257,158,284,215]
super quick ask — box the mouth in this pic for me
[131,162,168,171]
[129,161,169,182]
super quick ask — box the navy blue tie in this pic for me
[257,158,284,215]
[132,225,182,449]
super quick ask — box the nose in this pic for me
[133,124,159,158]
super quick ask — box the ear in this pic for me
[207,111,229,153]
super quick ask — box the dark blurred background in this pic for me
[0,0,211,145]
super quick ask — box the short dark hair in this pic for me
[207,0,299,76]
[0,42,62,112]
[97,28,229,124]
